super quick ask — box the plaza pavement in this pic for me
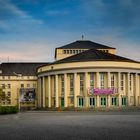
[0,111,140,140]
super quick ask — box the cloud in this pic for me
[0,0,44,33]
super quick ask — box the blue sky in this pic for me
[0,0,140,62]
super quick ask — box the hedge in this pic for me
[0,106,18,114]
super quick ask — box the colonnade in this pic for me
[38,72,140,108]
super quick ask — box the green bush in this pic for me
[0,106,18,114]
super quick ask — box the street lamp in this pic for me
[13,72,22,111]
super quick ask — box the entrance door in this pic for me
[78,97,84,107]
[101,97,106,106]
[89,97,95,107]
[61,97,64,107]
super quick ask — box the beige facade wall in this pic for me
[0,76,37,107]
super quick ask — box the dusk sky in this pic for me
[0,0,140,62]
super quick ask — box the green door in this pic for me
[61,97,64,107]
[101,97,106,106]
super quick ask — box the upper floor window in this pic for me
[70,74,74,94]
[21,84,24,88]
[67,50,69,54]
[63,50,66,54]
[121,73,125,91]
[90,73,94,87]
[7,84,11,89]
[61,75,64,95]
[111,74,115,88]
[100,73,105,89]
[80,74,84,93]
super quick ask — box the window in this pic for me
[101,97,106,106]
[111,74,115,88]
[2,76,5,79]
[70,50,72,54]
[67,50,69,54]
[7,92,11,97]
[129,74,132,91]
[8,76,10,79]
[90,73,94,87]
[61,75,64,95]
[79,50,82,53]
[89,97,95,106]
[33,83,36,88]
[100,73,105,89]
[21,84,24,88]
[76,50,78,54]
[2,84,5,89]
[78,97,84,107]
[7,84,11,89]
[111,97,117,106]
[80,74,84,93]
[70,74,74,95]
[27,84,30,88]
[73,50,76,54]
[63,50,66,54]
[122,97,126,106]
[121,73,125,91]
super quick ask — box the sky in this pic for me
[0,0,140,62]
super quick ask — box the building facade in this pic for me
[0,40,140,109]
[37,40,140,108]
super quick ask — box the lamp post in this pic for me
[13,72,22,111]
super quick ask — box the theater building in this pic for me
[37,40,140,108]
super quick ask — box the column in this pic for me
[118,72,121,106]
[127,73,130,106]
[96,72,100,107]
[55,75,59,107]
[48,76,51,107]
[85,72,89,107]
[38,78,42,107]
[74,73,78,107]
[135,73,139,106]
[42,77,46,108]
[64,73,68,107]
[107,72,111,107]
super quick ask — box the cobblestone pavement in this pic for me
[0,111,140,140]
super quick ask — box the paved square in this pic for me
[0,111,140,140]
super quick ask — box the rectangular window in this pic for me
[63,50,66,54]
[111,97,117,106]
[67,50,69,54]
[2,84,5,89]
[33,83,36,88]
[111,74,115,88]
[70,74,74,95]
[129,74,132,91]
[61,75,64,95]
[89,97,95,106]
[21,84,24,88]
[101,97,106,106]
[121,73,124,91]
[73,50,76,54]
[122,97,126,106]
[70,50,72,54]
[80,74,84,93]
[7,84,11,89]
[100,73,105,89]
[78,97,84,107]
[90,73,94,87]
[27,84,30,88]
